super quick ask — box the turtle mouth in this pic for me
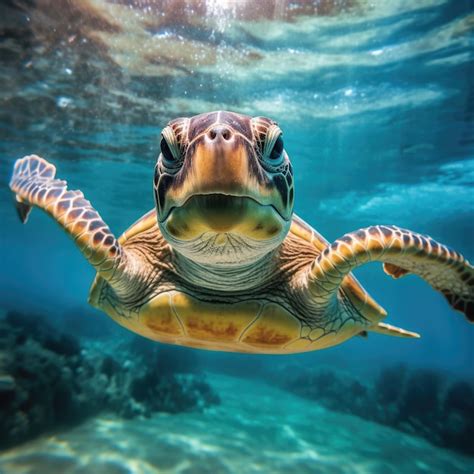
[159,193,288,239]
[162,193,286,223]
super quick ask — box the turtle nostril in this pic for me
[207,126,233,141]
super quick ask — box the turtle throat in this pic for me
[172,248,278,292]
[163,226,286,266]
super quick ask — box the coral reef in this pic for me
[280,364,474,456]
[0,311,219,450]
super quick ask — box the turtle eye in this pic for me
[269,135,284,161]
[160,136,175,163]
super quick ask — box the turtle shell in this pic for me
[89,210,386,353]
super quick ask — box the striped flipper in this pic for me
[9,155,128,285]
[309,225,474,323]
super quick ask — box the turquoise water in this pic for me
[0,1,473,472]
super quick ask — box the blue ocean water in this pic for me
[0,1,473,473]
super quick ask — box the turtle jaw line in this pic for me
[158,192,292,261]
[160,193,288,223]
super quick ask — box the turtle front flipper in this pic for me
[9,155,131,291]
[307,225,474,323]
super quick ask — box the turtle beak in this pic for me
[188,126,253,195]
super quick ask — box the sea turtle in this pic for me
[9,111,474,353]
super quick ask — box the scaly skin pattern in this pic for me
[308,225,474,322]
[9,155,134,297]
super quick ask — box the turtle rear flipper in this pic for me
[308,225,474,323]
[368,322,420,338]
[9,155,132,291]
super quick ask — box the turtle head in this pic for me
[154,111,294,266]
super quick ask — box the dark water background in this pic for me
[0,1,473,472]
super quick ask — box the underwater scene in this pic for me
[0,0,473,473]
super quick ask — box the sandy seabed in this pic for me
[0,374,472,474]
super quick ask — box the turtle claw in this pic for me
[14,196,32,223]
